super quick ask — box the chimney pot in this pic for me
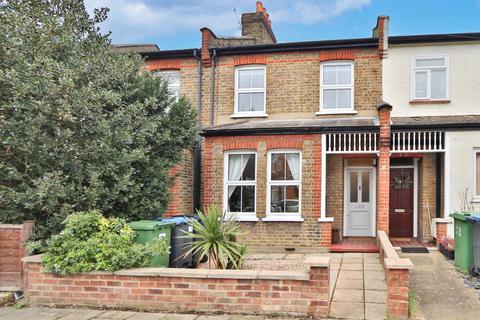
[256,1,263,13]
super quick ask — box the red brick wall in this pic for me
[24,259,330,318]
[386,269,410,320]
[0,221,34,290]
[377,105,392,234]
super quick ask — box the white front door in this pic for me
[345,168,375,237]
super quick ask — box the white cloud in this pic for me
[85,0,371,44]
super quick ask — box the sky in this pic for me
[85,0,480,50]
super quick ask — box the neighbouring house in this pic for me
[137,2,480,250]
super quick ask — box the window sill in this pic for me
[262,216,304,222]
[316,110,357,115]
[224,214,259,222]
[409,99,451,105]
[318,217,334,222]
[472,198,480,203]
[230,113,268,119]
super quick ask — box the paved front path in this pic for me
[402,250,480,320]
[328,253,387,320]
[0,307,273,320]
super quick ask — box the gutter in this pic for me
[201,125,380,137]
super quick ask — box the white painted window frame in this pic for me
[156,70,181,102]
[264,150,303,222]
[474,148,480,200]
[233,65,267,117]
[223,150,258,222]
[411,55,449,101]
[319,61,355,115]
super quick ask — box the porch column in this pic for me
[319,134,333,246]
[377,102,393,235]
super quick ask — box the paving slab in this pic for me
[342,253,363,258]
[332,289,363,302]
[337,270,363,280]
[340,263,363,271]
[96,310,136,319]
[329,301,364,319]
[0,307,15,317]
[364,263,383,271]
[196,316,231,320]
[342,257,363,264]
[335,278,363,290]
[364,279,387,291]
[162,314,198,320]
[364,271,385,281]
[57,309,106,320]
[127,313,168,320]
[229,316,264,320]
[365,290,387,304]
[0,307,74,320]
[365,303,387,320]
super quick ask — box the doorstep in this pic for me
[330,237,379,253]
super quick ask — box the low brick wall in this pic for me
[0,221,34,290]
[23,255,330,318]
[378,231,414,320]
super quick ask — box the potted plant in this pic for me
[439,236,455,260]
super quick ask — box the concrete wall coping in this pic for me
[303,256,330,268]
[23,255,311,281]
[384,258,415,270]
[22,254,43,263]
[378,231,399,259]
[433,218,453,224]
[0,224,24,229]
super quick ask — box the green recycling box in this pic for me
[450,212,478,272]
[129,220,175,267]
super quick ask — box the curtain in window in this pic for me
[228,155,249,198]
[286,153,300,180]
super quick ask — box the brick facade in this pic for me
[377,104,392,234]
[203,134,329,248]
[0,221,34,290]
[418,154,437,241]
[24,256,330,318]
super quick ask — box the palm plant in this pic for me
[181,206,246,269]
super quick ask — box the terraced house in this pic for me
[137,2,480,250]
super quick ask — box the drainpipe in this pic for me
[210,49,217,126]
[193,49,202,211]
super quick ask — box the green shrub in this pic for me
[181,206,247,269]
[41,211,168,275]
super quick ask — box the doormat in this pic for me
[401,247,430,253]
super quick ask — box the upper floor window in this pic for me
[320,61,354,113]
[224,151,257,221]
[411,56,448,100]
[234,66,266,116]
[265,150,303,222]
[156,70,180,101]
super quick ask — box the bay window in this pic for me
[224,152,257,221]
[265,150,303,222]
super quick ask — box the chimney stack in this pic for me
[372,16,389,58]
[241,1,276,44]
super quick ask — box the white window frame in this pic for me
[474,149,480,201]
[156,70,181,102]
[264,150,303,222]
[319,61,355,115]
[411,55,449,101]
[233,65,267,118]
[223,151,258,222]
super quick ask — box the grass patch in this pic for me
[408,290,419,318]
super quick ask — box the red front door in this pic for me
[389,168,414,237]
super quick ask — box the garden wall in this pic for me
[23,255,330,318]
[0,221,34,291]
[378,231,414,320]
